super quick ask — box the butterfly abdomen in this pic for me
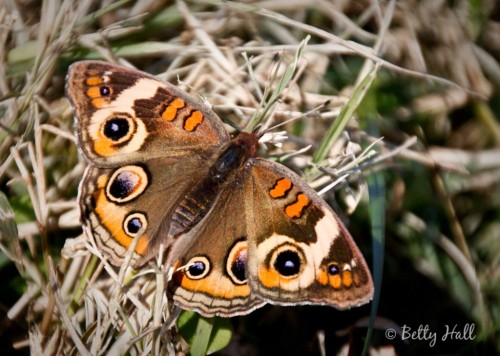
[168,180,218,238]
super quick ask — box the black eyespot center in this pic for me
[103,117,130,141]
[226,239,248,285]
[189,261,206,277]
[109,171,138,199]
[328,263,340,275]
[231,253,246,283]
[100,86,111,96]
[127,217,142,234]
[274,250,301,277]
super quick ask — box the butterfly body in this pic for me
[67,61,373,317]
[168,132,258,239]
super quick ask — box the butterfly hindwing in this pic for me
[168,183,265,317]
[79,157,211,267]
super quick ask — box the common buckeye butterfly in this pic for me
[66,61,373,317]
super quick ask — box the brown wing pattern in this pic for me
[168,184,265,317]
[66,61,230,167]
[244,159,373,309]
[79,157,210,267]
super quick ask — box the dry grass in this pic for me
[1,0,499,355]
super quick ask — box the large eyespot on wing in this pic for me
[66,61,230,167]
[79,165,151,267]
[244,159,374,309]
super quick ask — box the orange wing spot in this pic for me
[94,136,117,156]
[342,270,353,288]
[353,272,361,286]
[175,271,250,298]
[86,77,103,86]
[285,193,310,218]
[136,236,149,255]
[258,266,281,288]
[269,178,292,198]
[91,98,107,108]
[162,98,185,121]
[329,273,342,289]
[97,174,108,188]
[88,69,100,77]
[87,86,101,99]
[94,188,147,256]
[172,261,182,270]
[184,111,203,131]
[316,269,329,285]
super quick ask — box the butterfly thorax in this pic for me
[167,132,259,238]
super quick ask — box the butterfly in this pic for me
[66,60,373,317]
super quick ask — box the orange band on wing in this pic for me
[94,132,117,156]
[94,176,148,256]
[184,111,203,131]
[176,273,250,298]
[342,270,352,287]
[87,87,101,99]
[86,77,103,86]
[135,236,149,256]
[285,193,309,218]
[269,178,292,198]
[162,98,185,121]
[258,266,281,288]
[258,265,299,288]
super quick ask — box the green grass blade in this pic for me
[178,311,232,355]
[311,63,381,166]
[191,315,213,356]
[245,35,310,133]
[362,169,385,355]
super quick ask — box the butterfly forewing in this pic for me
[67,61,230,167]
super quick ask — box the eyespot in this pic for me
[100,85,111,96]
[327,263,340,275]
[274,249,301,277]
[106,165,149,203]
[123,212,147,237]
[185,256,211,280]
[226,239,247,285]
[103,117,132,142]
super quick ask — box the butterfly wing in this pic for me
[168,184,265,317]
[67,61,231,266]
[66,60,229,167]
[167,156,373,316]
[244,159,374,309]
[78,159,211,266]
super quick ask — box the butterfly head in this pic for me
[210,132,259,182]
